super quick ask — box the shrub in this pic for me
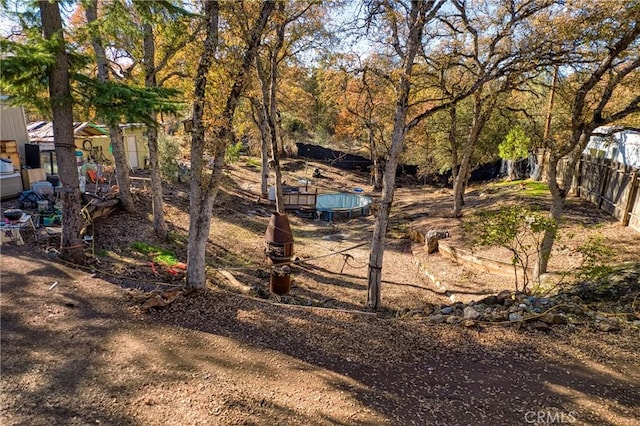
[158,134,181,182]
[470,206,556,293]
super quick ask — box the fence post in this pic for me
[576,154,585,197]
[622,169,639,227]
[597,158,610,208]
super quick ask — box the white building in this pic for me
[585,127,640,168]
[0,98,30,165]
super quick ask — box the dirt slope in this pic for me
[2,158,639,425]
[2,246,639,425]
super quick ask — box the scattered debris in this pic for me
[140,289,183,311]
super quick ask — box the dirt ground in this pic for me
[1,157,639,425]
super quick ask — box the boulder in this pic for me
[463,306,481,320]
[425,229,450,254]
[426,236,439,254]
[530,321,551,332]
[429,313,446,324]
[446,315,461,324]
[478,295,499,305]
[539,313,567,325]
[496,290,512,304]
[508,313,524,321]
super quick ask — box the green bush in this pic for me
[498,126,530,161]
[225,141,244,164]
[158,134,181,182]
[470,206,556,293]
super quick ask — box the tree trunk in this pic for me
[142,22,168,239]
[250,97,270,198]
[85,0,134,212]
[534,154,563,277]
[107,122,134,211]
[452,92,488,217]
[256,59,284,212]
[535,130,591,276]
[448,105,459,184]
[40,0,85,264]
[367,1,426,309]
[146,120,167,239]
[264,2,286,213]
[261,131,270,198]
[255,63,285,209]
[368,126,383,192]
[187,0,274,289]
[538,66,558,182]
[186,0,219,289]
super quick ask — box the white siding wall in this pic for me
[585,128,640,168]
[0,104,30,166]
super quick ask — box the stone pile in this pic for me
[400,288,639,332]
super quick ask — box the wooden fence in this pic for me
[574,154,640,232]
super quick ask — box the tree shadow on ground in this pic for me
[147,289,640,425]
[2,248,639,425]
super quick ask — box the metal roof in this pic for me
[27,121,110,143]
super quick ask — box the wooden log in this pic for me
[217,270,254,295]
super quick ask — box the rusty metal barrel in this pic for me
[270,265,292,295]
[264,212,294,294]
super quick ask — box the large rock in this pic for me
[539,312,567,325]
[425,229,449,254]
[478,295,499,305]
[426,236,439,254]
[508,313,524,321]
[429,313,446,324]
[496,290,512,304]
[440,306,454,315]
[530,321,551,331]
[446,315,461,324]
[463,306,481,320]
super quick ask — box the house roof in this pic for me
[27,121,110,143]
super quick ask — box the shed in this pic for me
[27,121,149,170]
[0,100,30,168]
[585,127,640,168]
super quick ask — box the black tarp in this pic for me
[295,142,501,186]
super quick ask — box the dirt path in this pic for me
[2,245,639,425]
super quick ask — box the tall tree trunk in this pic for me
[448,105,459,185]
[537,66,558,182]
[535,156,562,277]
[40,0,84,264]
[187,0,274,289]
[249,97,270,198]
[107,122,134,210]
[145,119,167,239]
[142,22,168,239]
[368,126,382,191]
[256,58,284,212]
[367,2,426,309]
[186,0,220,289]
[256,1,286,213]
[452,92,489,217]
[535,131,590,276]
[85,0,134,212]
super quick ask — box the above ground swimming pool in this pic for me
[315,193,373,221]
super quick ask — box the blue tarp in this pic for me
[316,193,372,211]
